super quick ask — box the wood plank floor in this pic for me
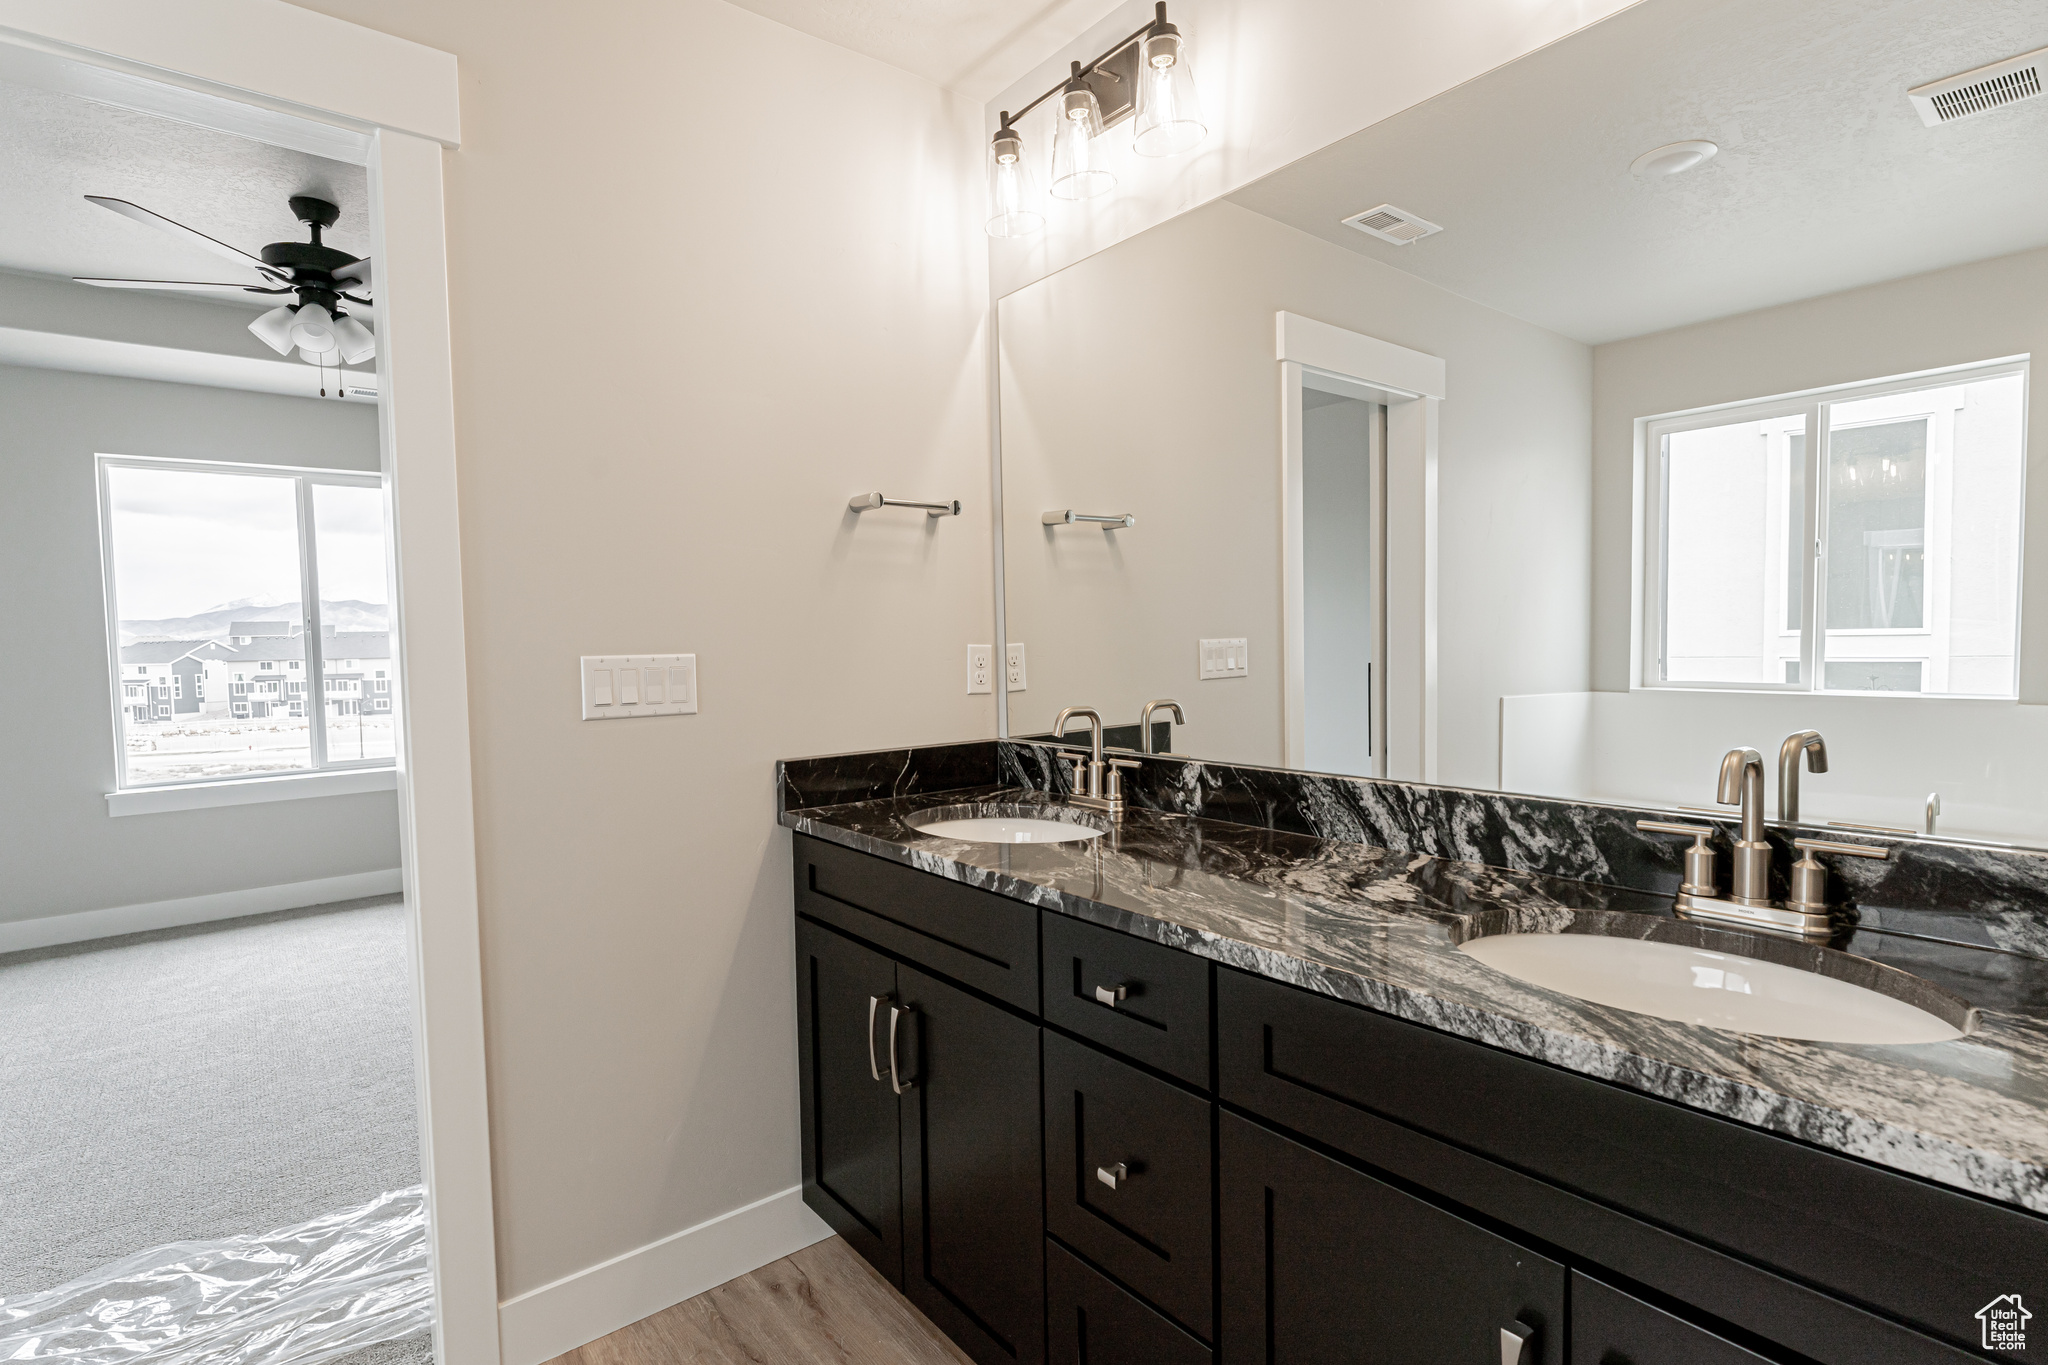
[544,1236,974,1365]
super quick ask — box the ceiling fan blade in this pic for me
[332,258,372,290]
[83,196,288,282]
[73,277,288,294]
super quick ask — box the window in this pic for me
[1646,361,2026,696]
[100,456,397,788]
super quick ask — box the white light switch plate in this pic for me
[968,645,993,694]
[1005,643,1027,692]
[1199,638,1249,680]
[582,654,697,719]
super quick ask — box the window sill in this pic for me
[106,766,398,817]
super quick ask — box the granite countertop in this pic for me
[781,786,2048,1215]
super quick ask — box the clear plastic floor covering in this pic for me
[0,1186,431,1365]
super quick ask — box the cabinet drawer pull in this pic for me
[866,994,887,1081]
[1093,983,1128,1007]
[888,1003,918,1094]
[1499,1320,1535,1365]
[1096,1162,1128,1190]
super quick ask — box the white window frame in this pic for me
[98,454,391,789]
[1641,356,2028,698]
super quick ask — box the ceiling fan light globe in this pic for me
[249,304,298,356]
[332,313,377,365]
[289,304,336,350]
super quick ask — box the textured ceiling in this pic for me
[1228,0,2048,344]
[0,77,368,312]
[720,0,1113,98]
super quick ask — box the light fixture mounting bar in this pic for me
[1000,8,1165,132]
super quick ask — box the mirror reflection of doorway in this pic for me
[1301,386,1385,776]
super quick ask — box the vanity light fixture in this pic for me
[1630,139,1718,177]
[982,3,1206,237]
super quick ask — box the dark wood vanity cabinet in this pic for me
[793,840,1044,1365]
[792,834,2038,1365]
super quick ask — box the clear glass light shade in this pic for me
[985,135,1045,238]
[1134,29,1206,157]
[331,313,377,365]
[1050,87,1115,200]
[248,304,298,356]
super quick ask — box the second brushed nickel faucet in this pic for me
[1139,698,1185,755]
[1778,730,1827,823]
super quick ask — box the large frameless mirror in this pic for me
[996,0,2048,848]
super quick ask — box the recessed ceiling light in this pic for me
[1630,140,1718,177]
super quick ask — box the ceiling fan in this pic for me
[74,194,375,366]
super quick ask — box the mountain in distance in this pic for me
[120,600,389,644]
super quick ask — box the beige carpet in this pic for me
[0,895,432,1362]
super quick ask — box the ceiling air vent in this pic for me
[1340,204,1442,246]
[1908,46,2048,126]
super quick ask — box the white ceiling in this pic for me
[720,0,1114,98]
[1227,0,2048,345]
[0,76,368,312]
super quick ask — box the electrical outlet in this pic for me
[1199,638,1249,680]
[1005,643,1027,692]
[582,654,697,719]
[968,644,993,694]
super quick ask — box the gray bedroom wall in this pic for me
[0,362,399,927]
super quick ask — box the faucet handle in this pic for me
[1792,838,1889,860]
[1106,757,1142,769]
[1058,752,1087,793]
[1637,820,1718,898]
[1788,838,1888,914]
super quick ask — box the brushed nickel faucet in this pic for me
[1050,705,1136,817]
[1719,747,1772,907]
[1778,730,1827,823]
[1637,744,1879,940]
[1139,698,1185,755]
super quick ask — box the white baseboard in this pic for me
[0,868,405,954]
[496,1185,834,1365]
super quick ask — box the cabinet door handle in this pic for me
[1093,983,1128,1007]
[887,1004,917,1094]
[866,994,887,1082]
[1096,1162,1128,1190]
[1499,1320,1535,1365]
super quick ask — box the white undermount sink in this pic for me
[1458,932,1968,1045]
[908,806,1104,845]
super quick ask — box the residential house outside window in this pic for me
[100,455,399,788]
[1644,361,2025,696]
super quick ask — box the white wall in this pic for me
[0,362,397,925]
[293,0,995,1328]
[985,0,1637,296]
[1000,199,1590,787]
[1593,243,2048,699]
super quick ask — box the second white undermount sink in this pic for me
[1458,931,1968,1045]
[908,805,1104,845]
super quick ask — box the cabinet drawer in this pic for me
[1571,1274,1775,1364]
[793,833,1038,1012]
[1047,1239,1212,1365]
[1044,1031,1214,1335]
[1042,912,1210,1086]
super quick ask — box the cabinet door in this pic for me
[795,917,903,1286]
[1220,1111,1564,1365]
[898,964,1045,1365]
[1572,1273,1777,1365]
